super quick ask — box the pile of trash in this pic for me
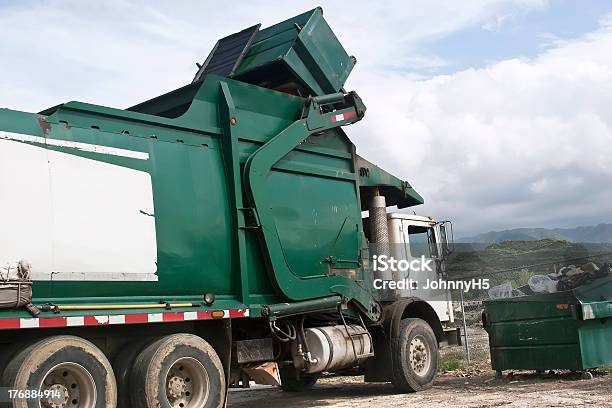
[0,259,33,309]
[489,261,611,299]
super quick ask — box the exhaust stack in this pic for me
[369,192,396,301]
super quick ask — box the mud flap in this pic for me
[440,327,462,347]
[196,319,232,407]
[364,324,393,382]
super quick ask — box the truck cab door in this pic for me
[402,221,453,324]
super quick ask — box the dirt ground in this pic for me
[229,325,611,407]
[228,371,612,408]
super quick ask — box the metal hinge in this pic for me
[238,207,261,229]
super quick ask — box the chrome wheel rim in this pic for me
[165,357,209,408]
[41,362,96,408]
[409,335,431,377]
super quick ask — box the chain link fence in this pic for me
[439,240,612,369]
[440,290,489,370]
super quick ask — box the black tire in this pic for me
[1,335,116,408]
[279,367,319,392]
[113,338,155,408]
[391,318,438,392]
[129,333,225,408]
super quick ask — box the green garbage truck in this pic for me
[0,8,459,408]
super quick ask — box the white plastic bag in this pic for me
[0,260,31,282]
[528,275,557,294]
[488,282,514,299]
[0,260,33,310]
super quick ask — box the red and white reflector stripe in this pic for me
[330,111,356,123]
[0,308,249,330]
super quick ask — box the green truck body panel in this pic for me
[0,10,420,323]
[484,276,612,370]
[356,155,424,209]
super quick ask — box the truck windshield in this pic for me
[408,225,437,258]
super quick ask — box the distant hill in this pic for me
[459,223,612,243]
[447,239,612,278]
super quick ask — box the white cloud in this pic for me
[349,14,612,235]
[0,0,609,236]
[0,0,547,111]
[481,0,547,31]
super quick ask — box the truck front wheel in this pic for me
[391,318,438,392]
[1,335,117,408]
[129,334,225,408]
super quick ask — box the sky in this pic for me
[1,0,611,237]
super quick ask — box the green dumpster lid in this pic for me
[483,274,612,322]
[573,275,612,320]
[128,8,356,117]
[233,7,356,96]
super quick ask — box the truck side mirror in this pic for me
[439,221,455,257]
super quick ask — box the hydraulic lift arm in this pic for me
[242,91,382,322]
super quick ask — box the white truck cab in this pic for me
[387,213,455,326]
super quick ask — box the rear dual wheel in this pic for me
[1,335,116,408]
[128,334,225,408]
[0,333,225,408]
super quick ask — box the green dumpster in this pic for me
[483,275,612,373]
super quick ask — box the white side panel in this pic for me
[0,139,54,274]
[0,136,157,281]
